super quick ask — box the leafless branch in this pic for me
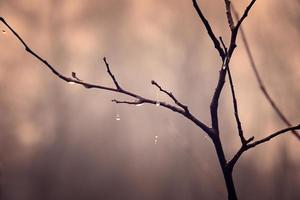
[103,57,121,90]
[235,0,256,31]
[192,0,225,60]
[228,124,300,171]
[219,35,248,143]
[223,0,235,30]
[219,36,228,54]
[151,80,189,112]
[248,124,300,148]
[2,1,298,198]
[0,16,213,137]
[112,99,144,105]
[227,67,247,144]
[231,6,300,140]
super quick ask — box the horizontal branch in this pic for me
[248,124,300,148]
[227,124,300,171]
[0,17,213,137]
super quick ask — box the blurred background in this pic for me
[0,0,299,199]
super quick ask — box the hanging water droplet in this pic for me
[115,113,121,121]
[68,81,75,85]
[154,135,159,144]
[2,30,6,34]
[135,103,144,107]
[222,65,226,70]
[155,89,160,107]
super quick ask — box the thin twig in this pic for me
[235,0,256,31]
[228,124,300,170]
[231,6,300,140]
[151,80,189,112]
[192,0,225,60]
[223,0,235,30]
[248,124,300,148]
[0,17,212,137]
[227,67,246,144]
[103,57,121,90]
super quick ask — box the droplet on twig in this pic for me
[68,81,75,85]
[115,114,121,121]
[155,89,160,107]
[135,103,144,107]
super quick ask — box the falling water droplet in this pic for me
[115,114,121,121]
[203,134,212,144]
[2,30,6,34]
[154,135,159,144]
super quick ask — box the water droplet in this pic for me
[203,134,212,144]
[222,65,226,70]
[154,135,159,144]
[135,103,144,107]
[2,30,6,34]
[115,114,121,121]
[155,89,160,107]
[68,81,75,85]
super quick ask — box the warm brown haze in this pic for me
[0,0,300,200]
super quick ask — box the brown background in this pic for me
[0,0,299,199]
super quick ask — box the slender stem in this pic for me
[231,6,300,140]
[212,136,238,200]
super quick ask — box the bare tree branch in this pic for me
[231,6,300,140]
[103,57,121,90]
[227,67,246,144]
[2,1,297,198]
[192,0,225,60]
[151,80,189,112]
[248,124,300,148]
[223,0,235,30]
[228,124,300,171]
[235,0,256,31]
[0,16,213,137]
[210,68,226,134]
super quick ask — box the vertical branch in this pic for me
[227,67,246,143]
[224,0,235,30]
[231,6,300,140]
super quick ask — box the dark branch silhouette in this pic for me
[192,0,225,60]
[1,1,299,199]
[228,124,300,171]
[231,6,300,140]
